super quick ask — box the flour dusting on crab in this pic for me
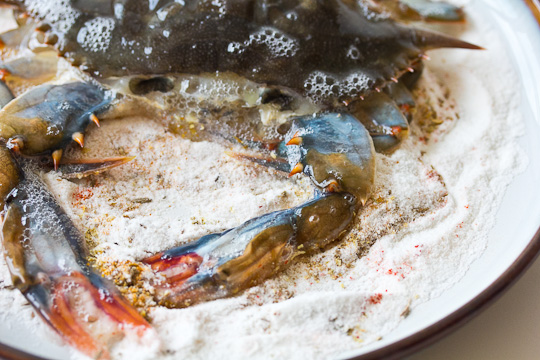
[0,0,479,358]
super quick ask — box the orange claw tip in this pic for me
[407,67,415,73]
[72,132,84,147]
[326,179,341,193]
[90,113,100,127]
[288,162,304,177]
[391,126,402,135]
[390,77,398,83]
[52,149,63,171]
[286,136,303,146]
[0,69,9,81]
[7,137,24,153]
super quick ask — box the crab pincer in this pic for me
[144,113,375,307]
[0,81,155,358]
[0,82,109,167]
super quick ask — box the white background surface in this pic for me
[409,254,540,360]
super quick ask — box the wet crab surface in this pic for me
[0,0,480,358]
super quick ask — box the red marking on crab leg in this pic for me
[144,253,203,286]
[48,278,110,360]
[400,104,411,114]
[391,126,403,136]
[66,272,151,332]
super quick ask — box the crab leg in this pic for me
[145,193,357,307]
[1,156,152,359]
[144,113,375,307]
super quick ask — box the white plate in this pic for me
[0,0,539,359]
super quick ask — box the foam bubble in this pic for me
[76,17,115,53]
[24,0,81,33]
[247,27,299,58]
[304,71,372,101]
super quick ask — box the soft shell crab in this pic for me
[0,0,479,358]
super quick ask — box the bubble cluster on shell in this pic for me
[77,17,115,53]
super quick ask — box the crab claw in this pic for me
[349,92,410,153]
[233,113,375,203]
[1,156,154,359]
[20,272,151,360]
[384,81,416,120]
[143,193,356,308]
[0,82,112,164]
[282,113,375,202]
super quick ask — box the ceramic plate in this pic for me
[0,0,539,359]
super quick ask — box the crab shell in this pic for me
[7,0,478,107]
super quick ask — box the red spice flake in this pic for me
[72,187,94,207]
[368,294,383,305]
[465,205,469,209]
[414,245,419,248]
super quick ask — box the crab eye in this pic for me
[129,77,174,95]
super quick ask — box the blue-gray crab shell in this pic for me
[10,0,478,105]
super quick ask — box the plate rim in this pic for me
[350,230,540,360]
[0,1,539,360]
